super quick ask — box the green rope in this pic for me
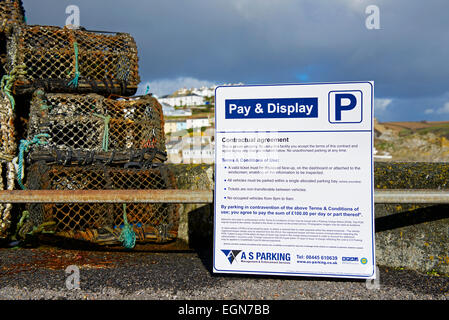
[34,89,53,111]
[30,89,51,111]
[17,134,50,190]
[29,221,56,236]
[0,75,15,110]
[93,114,111,152]
[14,210,29,240]
[119,204,136,249]
[40,104,53,110]
[0,64,26,111]
[67,41,80,88]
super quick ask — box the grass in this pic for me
[416,124,449,138]
[375,140,395,151]
[398,128,413,137]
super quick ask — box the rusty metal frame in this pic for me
[374,189,449,204]
[0,189,213,204]
[0,189,448,204]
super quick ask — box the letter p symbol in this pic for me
[335,94,356,121]
[329,91,362,123]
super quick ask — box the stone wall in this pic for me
[374,162,449,275]
[170,162,449,275]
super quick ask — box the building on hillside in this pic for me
[181,144,215,164]
[164,120,178,134]
[183,131,213,145]
[192,86,216,97]
[176,121,187,131]
[159,93,204,107]
[200,144,215,164]
[162,103,192,117]
[182,145,202,164]
[164,120,189,134]
[167,130,189,142]
[186,116,211,129]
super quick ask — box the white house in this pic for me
[200,144,215,164]
[192,86,216,97]
[182,145,203,164]
[164,120,178,134]
[186,117,211,129]
[181,144,215,164]
[159,93,204,107]
[162,103,192,117]
[183,131,213,145]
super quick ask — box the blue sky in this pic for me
[21,0,449,122]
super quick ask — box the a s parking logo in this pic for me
[221,250,242,264]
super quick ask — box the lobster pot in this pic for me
[6,25,140,96]
[24,162,180,245]
[0,94,17,159]
[0,161,15,239]
[27,90,166,166]
[0,92,17,239]
[0,0,25,78]
[0,0,25,35]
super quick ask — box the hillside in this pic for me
[374,120,449,162]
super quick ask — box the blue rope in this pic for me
[119,204,136,249]
[67,42,80,88]
[17,134,50,190]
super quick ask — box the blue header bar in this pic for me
[225,98,318,119]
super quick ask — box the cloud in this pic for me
[137,77,217,96]
[424,102,449,115]
[375,98,392,112]
[21,0,449,121]
[436,102,449,114]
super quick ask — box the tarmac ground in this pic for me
[0,242,448,302]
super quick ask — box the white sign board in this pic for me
[213,82,375,279]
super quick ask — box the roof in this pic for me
[187,116,210,120]
[163,93,203,98]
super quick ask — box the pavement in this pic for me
[0,244,448,301]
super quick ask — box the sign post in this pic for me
[213,82,375,279]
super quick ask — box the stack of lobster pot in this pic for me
[0,1,180,247]
[0,0,25,78]
[0,0,25,240]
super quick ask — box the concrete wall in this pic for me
[374,162,449,275]
[169,162,449,275]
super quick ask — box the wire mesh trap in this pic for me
[0,0,25,35]
[21,162,180,245]
[1,34,6,79]
[0,63,21,238]
[0,92,17,159]
[0,161,15,239]
[26,90,167,166]
[0,0,26,92]
[5,25,140,96]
